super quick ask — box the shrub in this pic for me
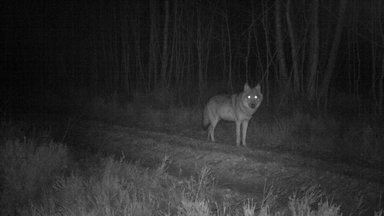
[340,122,384,164]
[288,186,341,216]
[0,138,68,215]
[28,157,179,216]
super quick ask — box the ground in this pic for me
[55,116,384,215]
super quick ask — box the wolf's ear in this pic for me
[244,83,250,91]
[255,84,261,91]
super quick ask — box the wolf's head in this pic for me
[242,83,263,110]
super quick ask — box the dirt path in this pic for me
[66,120,384,215]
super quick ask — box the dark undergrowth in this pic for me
[3,87,384,168]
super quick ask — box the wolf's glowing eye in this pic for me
[254,96,258,99]
[247,96,251,99]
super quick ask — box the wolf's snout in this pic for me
[250,103,256,109]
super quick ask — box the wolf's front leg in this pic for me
[235,121,241,146]
[241,120,249,147]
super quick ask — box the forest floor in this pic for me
[41,113,384,216]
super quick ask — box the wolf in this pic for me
[203,83,263,147]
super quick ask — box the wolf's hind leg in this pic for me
[208,118,219,142]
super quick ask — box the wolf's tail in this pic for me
[202,106,210,128]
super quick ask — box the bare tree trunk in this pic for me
[160,0,170,87]
[196,2,215,102]
[203,17,214,89]
[112,3,120,94]
[378,1,384,115]
[262,0,272,105]
[132,22,145,92]
[120,1,130,94]
[371,1,377,114]
[320,0,348,105]
[196,4,204,101]
[372,0,384,116]
[245,28,251,83]
[307,0,319,102]
[128,3,148,93]
[355,37,361,115]
[90,33,99,94]
[149,0,159,90]
[224,1,233,92]
[89,2,100,94]
[286,0,300,95]
[274,0,288,91]
[169,0,177,87]
[221,23,227,84]
[119,13,126,94]
[379,57,384,114]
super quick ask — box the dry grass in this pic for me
[288,186,341,216]
[1,120,382,216]
[0,137,68,215]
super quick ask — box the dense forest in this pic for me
[2,0,384,116]
[2,2,384,214]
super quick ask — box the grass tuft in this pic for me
[288,186,341,216]
[0,138,68,215]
